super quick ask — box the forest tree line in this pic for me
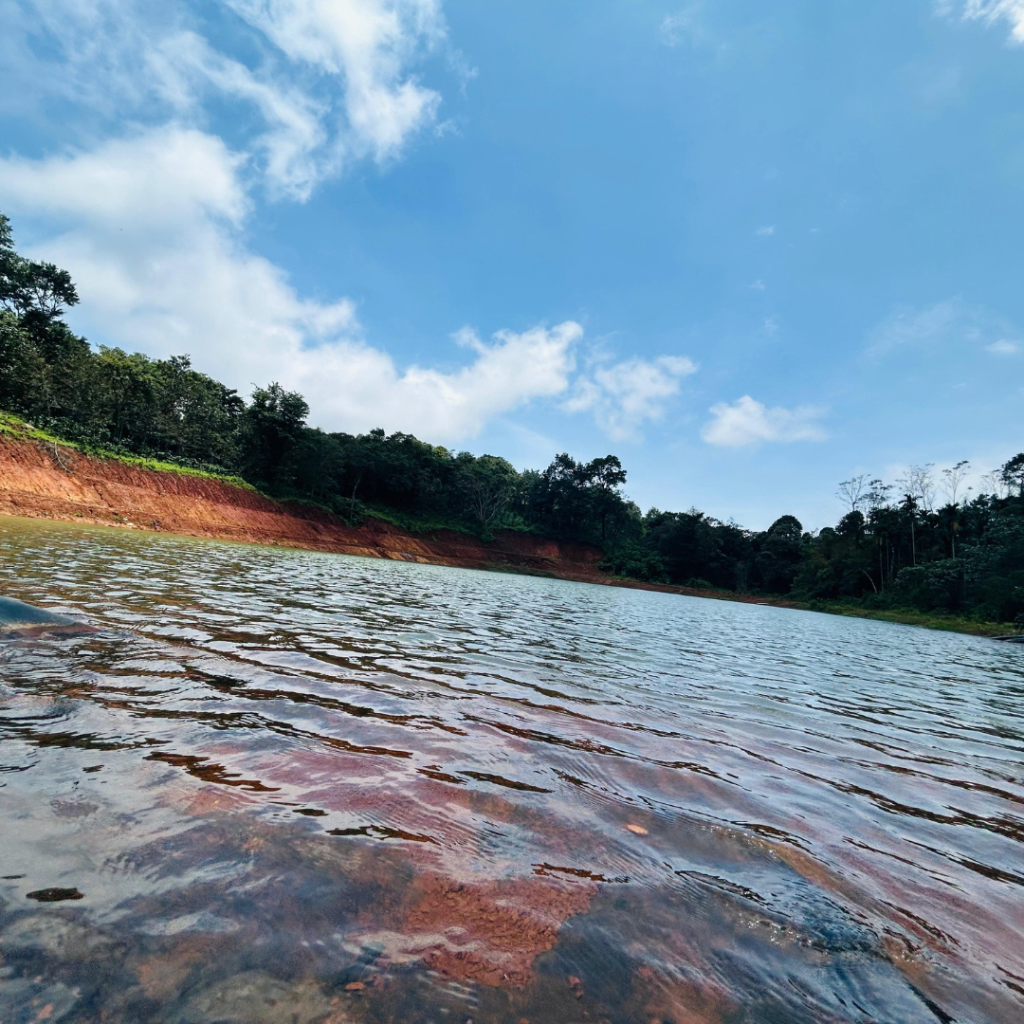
[3,212,1024,623]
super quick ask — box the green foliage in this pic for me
[643,509,752,590]
[600,542,668,583]
[521,452,639,546]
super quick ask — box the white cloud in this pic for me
[750,279,765,291]
[148,30,333,198]
[867,299,1021,356]
[987,339,1021,355]
[756,225,775,236]
[0,127,249,229]
[1,0,445,198]
[701,395,827,448]
[0,128,581,443]
[660,3,710,47]
[941,0,1024,42]
[564,355,697,441]
[867,299,962,355]
[224,0,443,166]
[763,315,779,336]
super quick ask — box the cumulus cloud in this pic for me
[564,355,697,441]
[0,128,582,443]
[941,0,1024,42]
[701,396,827,448]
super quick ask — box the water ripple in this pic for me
[1,517,1023,1022]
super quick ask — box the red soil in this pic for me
[396,874,597,987]
[0,434,605,579]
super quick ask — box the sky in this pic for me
[2,0,1023,529]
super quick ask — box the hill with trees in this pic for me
[3,211,1023,627]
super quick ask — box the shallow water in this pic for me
[0,516,1022,1023]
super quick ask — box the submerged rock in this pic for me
[25,887,85,903]
[170,971,342,1024]
[0,596,91,637]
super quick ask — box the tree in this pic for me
[837,474,869,513]
[897,464,935,512]
[865,478,892,509]
[1001,453,1024,498]
[0,213,78,321]
[239,383,310,490]
[941,460,970,506]
[899,492,920,566]
[940,461,970,558]
[585,455,628,542]
[523,453,632,545]
[753,515,805,593]
[459,454,518,530]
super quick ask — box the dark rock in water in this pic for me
[26,887,85,902]
[0,596,91,637]
[0,596,76,627]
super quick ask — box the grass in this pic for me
[0,410,254,490]
[360,503,479,538]
[797,601,1015,637]
[610,567,1017,637]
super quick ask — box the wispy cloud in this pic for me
[660,3,711,48]
[987,339,1021,355]
[867,298,1022,356]
[866,299,962,355]
[940,1,1024,43]
[756,225,775,236]
[701,396,827,448]
[2,0,447,199]
[564,355,697,441]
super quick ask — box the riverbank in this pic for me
[0,427,611,579]
[0,425,1014,638]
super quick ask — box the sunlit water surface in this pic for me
[1,516,1023,1023]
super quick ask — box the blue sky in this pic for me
[2,0,1023,528]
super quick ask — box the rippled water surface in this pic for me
[1,516,1023,1023]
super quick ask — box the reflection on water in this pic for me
[1,515,1022,1023]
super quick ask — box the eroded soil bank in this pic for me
[0,434,607,580]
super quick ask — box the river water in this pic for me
[0,516,1022,1023]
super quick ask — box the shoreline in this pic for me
[0,431,1011,639]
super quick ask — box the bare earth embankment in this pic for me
[0,433,610,580]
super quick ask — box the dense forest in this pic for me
[3,211,1024,624]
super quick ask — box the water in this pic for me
[0,516,1022,1023]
